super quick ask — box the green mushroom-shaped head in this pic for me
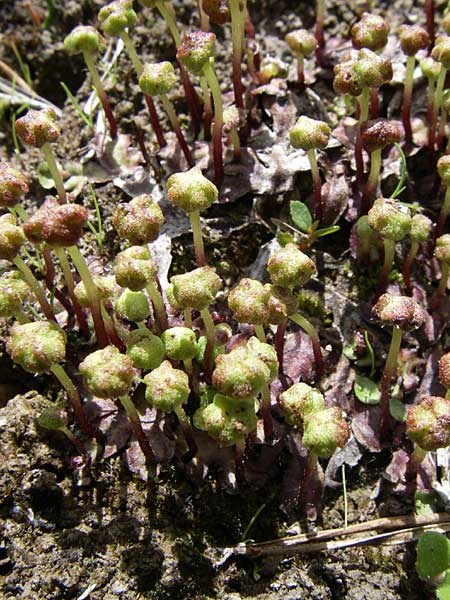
[439,352,450,390]
[302,407,350,458]
[98,0,137,36]
[126,328,165,370]
[143,360,190,413]
[246,336,278,381]
[372,293,426,331]
[279,382,325,428]
[228,278,271,325]
[0,213,25,260]
[112,194,164,245]
[0,271,30,318]
[23,197,89,247]
[410,213,432,243]
[79,345,137,398]
[438,155,450,187]
[212,342,271,400]
[139,61,177,96]
[432,35,450,70]
[352,48,393,89]
[64,25,102,55]
[7,321,66,374]
[115,289,150,322]
[406,396,450,451]
[0,162,29,208]
[161,326,198,361]
[259,57,288,84]
[267,285,299,324]
[367,198,411,241]
[289,115,331,151]
[166,166,218,214]
[435,234,450,264]
[285,29,317,56]
[176,31,216,75]
[168,266,222,311]
[114,246,158,291]
[419,56,441,80]
[74,275,117,309]
[360,118,402,153]
[193,393,258,446]
[398,24,430,56]
[333,55,363,97]
[267,243,316,289]
[351,12,389,51]
[15,108,60,148]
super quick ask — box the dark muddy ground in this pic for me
[0,0,445,598]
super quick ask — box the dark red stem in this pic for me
[144,95,167,148]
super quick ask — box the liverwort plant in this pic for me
[212,336,278,440]
[372,293,425,438]
[0,213,54,321]
[403,213,433,292]
[15,108,65,203]
[79,345,156,463]
[289,116,331,222]
[431,36,450,150]
[143,360,192,441]
[137,0,203,136]
[285,29,317,87]
[266,242,324,379]
[38,404,88,461]
[351,12,389,52]
[23,198,109,347]
[432,235,450,309]
[0,271,30,324]
[436,156,450,238]
[114,245,168,333]
[360,119,402,214]
[419,56,441,149]
[7,321,103,442]
[139,62,194,166]
[367,197,412,296]
[177,32,224,185]
[167,266,223,379]
[64,25,118,139]
[352,49,393,181]
[0,162,29,219]
[166,166,218,267]
[398,25,430,143]
[98,0,166,147]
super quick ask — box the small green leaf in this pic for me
[290,201,312,233]
[416,531,450,579]
[389,389,407,422]
[437,570,450,600]
[316,225,340,238]
[37,162,54,190]
[354,374,380,405]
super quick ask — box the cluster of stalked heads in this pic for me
[279,382,349,458]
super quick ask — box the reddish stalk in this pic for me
[119,395,157,464]
[179,64,203,138]
[229,0,245,110]
[375,239,396,298]
[402,55,415,143]
[160,94,194,166]
[315,0,326,68]
[307,149,323,222]
[402,241,419,293]
[370,88,379,119]
[290,313,324,382]
[50,364,105,444]
[42,248,74,317]
[144,95,167,148]
[425,0,435,47]
[203,62,224,186]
